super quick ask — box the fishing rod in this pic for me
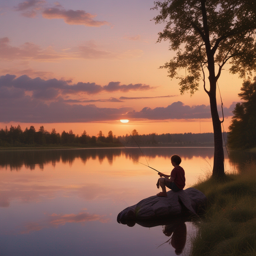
[139,162,160,173]
[130,134,162,174]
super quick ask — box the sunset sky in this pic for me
[0,0,245,136]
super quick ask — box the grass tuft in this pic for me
[191,169,256,256]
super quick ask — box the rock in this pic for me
[117,188,207,224]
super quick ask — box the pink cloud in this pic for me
[127,101,236,120]
[15,0,45,18]
[15,2,109,26]
[0,74,153,99]
[42,6,109,27]
[0,183,62,208]
[49,212,108,226]
[15,0,44,11]
[0,37,65,61]
[21,211,108,234]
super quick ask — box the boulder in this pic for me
[117,188,207,225]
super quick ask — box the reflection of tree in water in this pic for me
[0,147,218,171]
[229,150,256,173]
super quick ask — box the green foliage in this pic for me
[191,170,256,256]
[153,0,256,94]
[228,77,256,149]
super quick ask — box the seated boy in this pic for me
[156,155,185,197]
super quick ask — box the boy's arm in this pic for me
[158,172,170,178]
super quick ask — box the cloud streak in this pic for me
[65,98,123,103]
[64,95,175,103]
[21,211,108,234]
[0,38,143,61]
[120,95,176,100]
[0,37,65,61]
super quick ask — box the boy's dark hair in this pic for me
[171,155,181,165]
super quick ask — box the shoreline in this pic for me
[190,170,256,255]
[0,145,216,150]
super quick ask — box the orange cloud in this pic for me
[42,6,109,27]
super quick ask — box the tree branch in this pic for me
[211,27,255,56]
[211,35,227,56]
[215,55,234,81]
[215,41,242,81]
[191,21,205,41]
[201,62,209,95]
[198,45,209,95]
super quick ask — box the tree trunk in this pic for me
[209,79,225,178]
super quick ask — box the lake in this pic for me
[0,147,246,256]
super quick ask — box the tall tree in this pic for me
[228,77,256,149]
[153,0,256,178]
[107,131,114,143]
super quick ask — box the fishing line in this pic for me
[120,132,160,174]
[130,133,161,173]
[217,81,229,157]
[130,133,150,166]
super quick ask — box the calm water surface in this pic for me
[0,147,242,256]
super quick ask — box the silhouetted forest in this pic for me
[0,125,121,147]
[0,125,228,147]
[119,130,228,147]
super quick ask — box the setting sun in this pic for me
[120,119,129,123]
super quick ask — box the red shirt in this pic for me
[171,166,185,189]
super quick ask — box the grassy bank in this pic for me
[191,168,256,256]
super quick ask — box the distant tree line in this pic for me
[118,129,227,147]
[0,126,121,147]
[0,125,229,148]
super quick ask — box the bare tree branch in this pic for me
[215,42,242,81]
[199,45,209,95]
